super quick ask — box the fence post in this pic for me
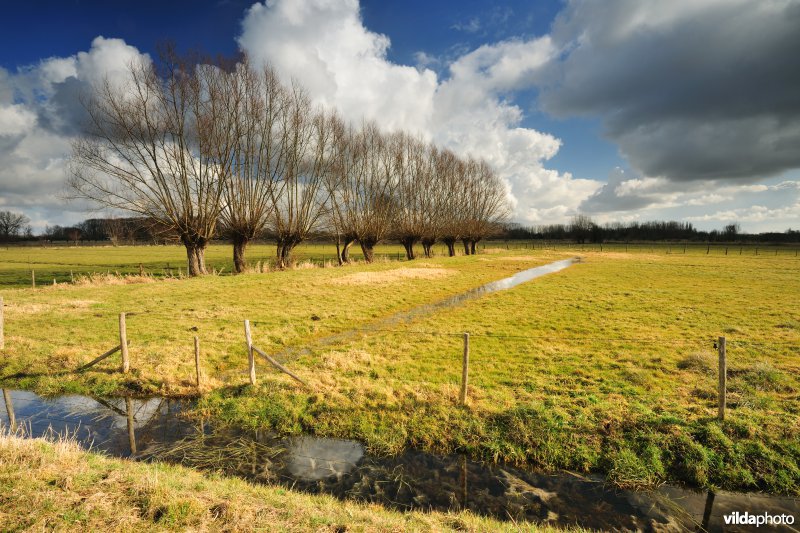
[718,336,726,421]
[0,296,4,350]
[2,389,15,429]
[244,319,256,385]
[119,312,129,373]
[194,335,201,388]
[460,333,470,405]
[31,269,35,288]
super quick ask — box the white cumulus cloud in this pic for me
[238,0,602,224]
[0,37,150,228]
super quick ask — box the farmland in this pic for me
[0,243,798,497]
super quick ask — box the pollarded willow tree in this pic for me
[392,134,429,260]
[215,61,289,273]
[325,120,399,263]
[68,50,231,276]
[268,84,335,268]
[438,155,470,257]
[323,114,359,264]
[419,145,456,258]
[459,159,509,254]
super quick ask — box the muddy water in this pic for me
[2,389,797,532]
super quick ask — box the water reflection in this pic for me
[1,388,797,531]
[285,436,363,481]
[0,389,190,457]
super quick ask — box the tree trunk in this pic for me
[335,235,343,266]
[421,239,434,258]
[232,235,249,274]
[462,239,471,256]
[360,239,376,263]
[277,239,300,269]
[341,239,354,263]
[401,238,416,260]
[470,240,477,255]
[195,246,208,274]
[184,243,208,276]
[443,238,456,257]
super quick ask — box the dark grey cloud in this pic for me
[579,168,657,213]
[539,0,800,182]
[37,76,91,136]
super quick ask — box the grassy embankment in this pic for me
[0,245,798,494]
[0,433,578,532]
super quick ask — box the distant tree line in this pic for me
[67,49,509,275]
[504,217,800,244]
[0,211,32,242]
[8,211,799,250]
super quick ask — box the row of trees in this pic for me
[506,218,800,243]
[68,51,509,275]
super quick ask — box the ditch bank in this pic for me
[2,389,797,531]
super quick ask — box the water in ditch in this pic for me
[2,389,798,532]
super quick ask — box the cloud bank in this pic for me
[541,0,800,183]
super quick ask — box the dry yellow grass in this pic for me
[330,267,453,285]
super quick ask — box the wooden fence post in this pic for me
[119,312,129,373]
[460,333,470,405]
[718,336,726,421]
[2,389,15,429]
[194,335,201,388]
[0,296,4,350]
[244,320,256,385]
[31,269,35,288]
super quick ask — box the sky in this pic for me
[1,0,799,233]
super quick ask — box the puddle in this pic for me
[2,389,797,531]
[269,258,578,363]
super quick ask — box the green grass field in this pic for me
[0,243,798,496]
[0,242,417,287]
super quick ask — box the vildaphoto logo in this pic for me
[723,511,795,527]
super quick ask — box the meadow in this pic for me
[1,240,794,287]
[0,242,798,496]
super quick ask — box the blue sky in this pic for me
[1,0,798,232]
